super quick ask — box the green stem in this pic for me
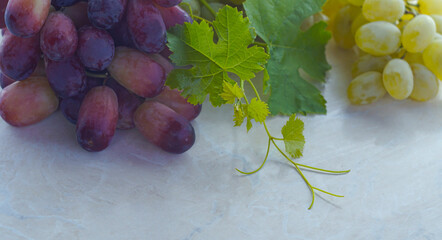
[242,78,347,209]
[199,0,217,18]
[253,41,268,48]
[86,71,108,79]
[236,138,271,175]
[193,15,212,24]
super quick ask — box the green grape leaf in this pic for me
[220,81,244,104]
[247,98,269,123]
[166,6,269,106]
[244,0,331,115]
[246,118,253,132]
[281,115,305,159]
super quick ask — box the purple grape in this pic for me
[40,12,78,61]
[76,86,118,152]
[107,47,166,98]
[87,0,128,29]
[154,0,181,8]
[148,53,174,75]
[51,0,80,7]
[158,5,192,30]
[5,0,51,37]
[63,1,91,29]
[60,77,103,124]
[154,87,202,121]
[0,29,41,81]
[127,0,166,53]
[77,25,115,71]
[0,0,8,28]
[134,101,195,154]
[106,78,143,130]
[45,55,86,98]
[108,14,135,48]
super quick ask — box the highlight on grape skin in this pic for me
[107,47,166,98]
[134,101,196,154]
[0,77,59,127]
[76,86,119,152]
[5,0,51,37]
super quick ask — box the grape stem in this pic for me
[235,78,350,209]
[198,0,217,18]
[85,71,109,79]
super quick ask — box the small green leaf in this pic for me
[247,98,269,123]
[281,115,305,159]
[233,104,245,127]
[220,81,244,104]
[246,118,253,132]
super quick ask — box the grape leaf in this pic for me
[220,81,244,104]
[281,115,305,159]
[166,6,269,106]
[244,0,331,115]
[247,98,269,123]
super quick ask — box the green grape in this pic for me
[419,0,442,15]
[402,15,436,53]
[322,0,350,30]
[179,0,201,17]
[383,59,414,100]
[423,40,442,79]
[431,15,442,33]
[347,71,386,105]
[352,54,391,77]
[332,5,361,49]
[410,63,439,101]
[348,0,365,6]
[201,2,224,21]
[404,52,425,65]
[362,0,405,23]
[435,33,442,40]
[351,13,369,36]
[355,21,401,56]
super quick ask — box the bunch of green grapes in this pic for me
[324,0,442,104]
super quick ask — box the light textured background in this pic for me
[0,42,441,240]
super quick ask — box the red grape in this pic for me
[87,0,128,29]
[5,0,51,37]
[158,5,192,30]
[62,1,90,29]
[0,0,8,28]
[106,78,143,130]
[108,47,166,98]
[40,12,78,61]
[45,55,86,98]
[148,53,174,74]
[134,101,195,154]
[0,76,59,127]
[154,87,202,121]
[154,0,182,8]
[0,29,41,81]
[76,86,118,152]
[77,25,115,71]
[127,0,166,53]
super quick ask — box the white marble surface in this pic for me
[1,42,442,240]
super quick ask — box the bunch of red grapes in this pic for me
[0,0,201,154]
